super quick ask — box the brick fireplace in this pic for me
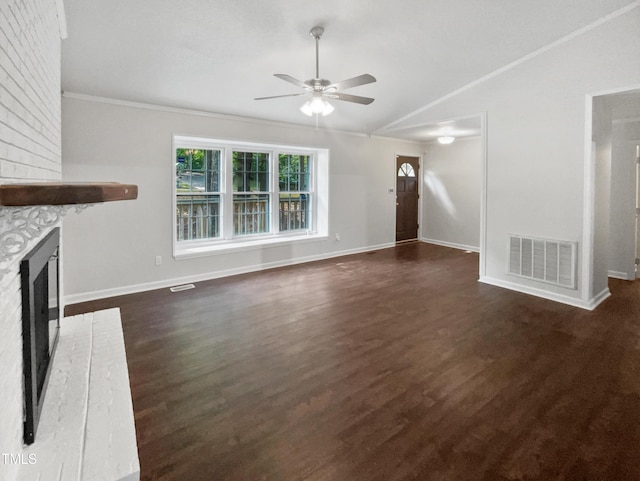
[0,1,64,479]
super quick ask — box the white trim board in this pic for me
[479,276,611,311]
[420,238,480,253]
[608,270,634,280]
[64,242,395,305]
[382,112,486,136]
[613,116,640,125]
[479,111,488,278]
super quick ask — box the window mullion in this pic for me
[223,147,234,239]
[309,154,315,233]
[272,150,279,235]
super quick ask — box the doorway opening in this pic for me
[590,87,640,292]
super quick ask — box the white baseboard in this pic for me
[478,276,611,311]
[420,238,480,253]
[588,287,612,309]
[64,242,395,305]
[608,270,634,280]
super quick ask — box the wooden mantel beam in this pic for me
[0,182,138,206]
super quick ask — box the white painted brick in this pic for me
[1,1,63,480]
[82,310,140,481]
[0,0,61,179]
[17,309,140,481]
[0,280,24,481]
[17,312,92,481]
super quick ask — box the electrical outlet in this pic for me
[335,233,341,241]
[155,255,162,266]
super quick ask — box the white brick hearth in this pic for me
[17,308,140,481]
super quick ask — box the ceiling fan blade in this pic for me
[254,93,307,101]
[326,92,375,105]
[327,74,376,91]
[274,74,310,90]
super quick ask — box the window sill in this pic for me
[174,233,328,260]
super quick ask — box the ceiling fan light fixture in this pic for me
[300,96,334,116]
[300,101,313,116]
[437,136,455,145]
[320,100,334,116]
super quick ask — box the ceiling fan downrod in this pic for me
[310,26,324,80]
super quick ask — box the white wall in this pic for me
[0,1,63,480]
[422,137,481,251]
[61,95,422,302]
[608,121,640,279]
[384,5,640,309]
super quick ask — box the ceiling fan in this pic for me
[254,26,376,116]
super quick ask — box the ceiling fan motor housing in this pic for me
[306,78,332,89]
[309,26,324,39]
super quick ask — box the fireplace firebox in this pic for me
[20,227,60,445]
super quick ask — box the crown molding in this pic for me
[62,92,423,145]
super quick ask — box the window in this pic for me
[173,136,328,258]
[176,148,221,241]
[279,154,311,232]
[233,151,270,235]
[398,162,415,177]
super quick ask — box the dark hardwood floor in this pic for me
[66,242,640,481]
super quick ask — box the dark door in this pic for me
[395,156,419,242]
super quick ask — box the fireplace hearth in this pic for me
[20,227,60,445]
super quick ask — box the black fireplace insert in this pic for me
[21,227,60,445]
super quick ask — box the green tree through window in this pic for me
[175,148,221,240]
[279,154,310,231]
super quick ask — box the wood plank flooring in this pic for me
[66,242,640,481]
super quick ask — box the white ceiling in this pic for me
[384,116,483,143]
[61,0,637,140]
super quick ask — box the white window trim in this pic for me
[173,135,329,259]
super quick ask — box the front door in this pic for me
[395,156,419,242]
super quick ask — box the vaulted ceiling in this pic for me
[61,0,637,140]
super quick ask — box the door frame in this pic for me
[585,85,640,306]
[393,152,423,242]
[633,140,640,278]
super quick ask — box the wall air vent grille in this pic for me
[508,235,576,289]
[169,284,195,293]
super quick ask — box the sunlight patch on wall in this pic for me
[424,170,457,219]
